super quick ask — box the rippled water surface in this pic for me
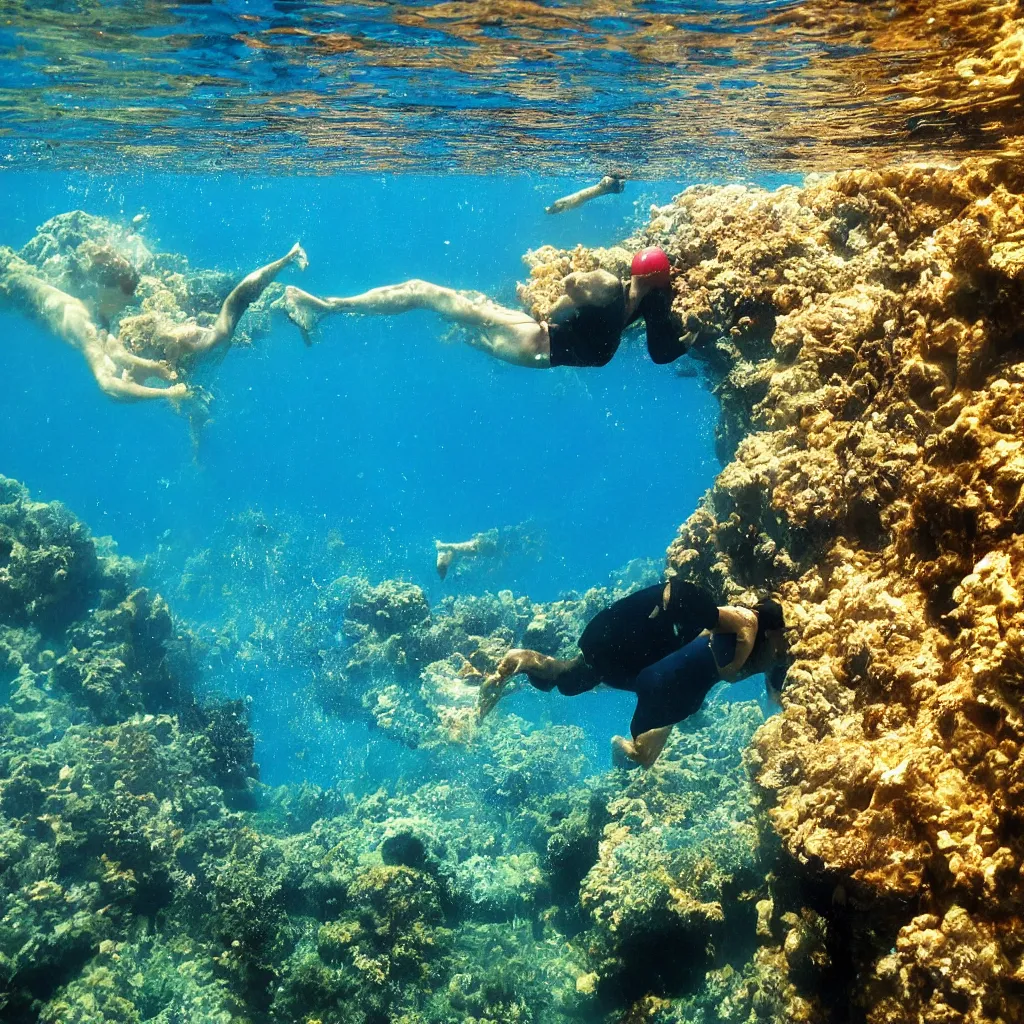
[2,0,1020,176]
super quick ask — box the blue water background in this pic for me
[1,172,777,783]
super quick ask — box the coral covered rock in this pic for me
[585,159,1024,1022]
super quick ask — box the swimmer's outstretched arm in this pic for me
[181,242,308,356]
[0,263,186,402]
[546,174,626,215]
[93,371,189,403]
[105,335,179,382]
[435,530,500,579]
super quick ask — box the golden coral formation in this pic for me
[520,159,1024,1020]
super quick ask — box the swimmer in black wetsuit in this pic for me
[477,580,788,769]
[276,246,687,370]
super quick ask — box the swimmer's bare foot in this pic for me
[276,285,324,347]
[287,243,309,272]
[477,648,530,721]
[436,544,454,580]
[276,283,345,345]
[478,671,508,721]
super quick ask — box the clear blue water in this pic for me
[2,171,718,599]
[2,169,782,785]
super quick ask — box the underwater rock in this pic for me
[0,478,267,1021]
[540,158,1024,1022]
[0,478,110,635]
[572,700,784,1016]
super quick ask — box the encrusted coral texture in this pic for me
[524,158,1024,1022]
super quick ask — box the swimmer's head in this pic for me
[89,247,140,297]
[630,246,671,288]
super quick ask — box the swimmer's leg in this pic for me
[611,726,672,769]
[280,280,550,366]
[478,649,580,720]
[546,174,626,215]
[435,542,457,580]
[193,242,308,354]
[435,532,498,579]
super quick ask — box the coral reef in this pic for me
[18,154,1024,1024]
[4,473,799,1024]
[0,476,259,1022]
[525,158,1024,1022]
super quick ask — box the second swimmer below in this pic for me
[276,246,687,369]
[477,579,789,769]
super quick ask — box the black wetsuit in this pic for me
[527,582,726,736]
[547,282,685,368]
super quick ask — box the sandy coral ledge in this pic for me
[523,157,1024,1022]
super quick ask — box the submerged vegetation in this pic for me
[0,474,782,1023]
[7,152,1024,1020]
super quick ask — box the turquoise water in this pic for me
[0,171,731,780]
[2,171,717,590]
[0,6,815,1022]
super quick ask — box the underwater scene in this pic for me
[3,2,1024,1023]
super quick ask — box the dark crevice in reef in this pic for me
[611,930,710,1005]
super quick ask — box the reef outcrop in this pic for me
[523,158,1024,1021]
[3,474,786,1024]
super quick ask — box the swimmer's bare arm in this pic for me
[712,605,759,681]
[0,265,187,402]
[92,368,189,403]
[435,531,500,579]
[104,335,179,382]
[546,175,626,215]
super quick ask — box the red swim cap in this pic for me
[631,246,671,280]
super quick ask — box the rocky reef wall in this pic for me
[522,159,1024,1021]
